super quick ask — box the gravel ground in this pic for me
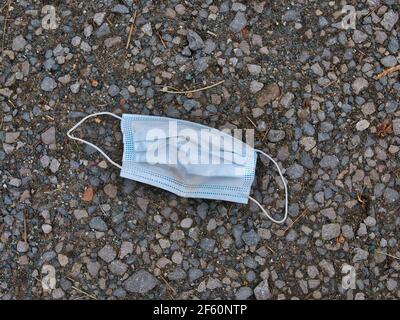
[0,0,399,300]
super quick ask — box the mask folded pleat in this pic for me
[120,114,256,204]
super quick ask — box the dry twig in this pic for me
[126,11,137,49]
[283,210,308,233]
[1,0,12,53]
[246,116,257,128]
[156,30,167,48]
[160,80,225,95]
[375,250,400,261]
[23,211,27,243]
[159,274,176,299]
[66,277,97,300]
[265,244,275,254]
[70,285,97,300]
[374,64,400,80]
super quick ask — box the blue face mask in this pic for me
[67,112,288,224]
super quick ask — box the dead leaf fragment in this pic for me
[82,187,94,202]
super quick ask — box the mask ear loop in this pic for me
[248,149,288,224]
[67,112,122,170]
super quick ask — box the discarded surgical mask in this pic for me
[67,112,288,224]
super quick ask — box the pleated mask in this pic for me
[67,112,288,224]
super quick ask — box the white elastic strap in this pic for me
[67,112,122,170]
[248,149,288,224]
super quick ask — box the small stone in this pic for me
[84,25,93,37]
[353,248,369,262]
[109,260,128,275]
[380,55,398,68]
[87,261,100,277]
[194,57,209,72]
[187,30,204,51]
[137,197,149,213]
[361,102,375,116]
[280,92,295,108]
[71,36,81,46]
[319,155,339,169]
[93,12,106,26]
[321,223,341,240]
[41,77,57,92]
[175,4,186,15]
[12,35,27,51]
[257,83,280,106]
[98,245,116,263]
[232,2,247,11]
[80,41,91,52]
[199,238,215,251]
[74,209,88,220]
[381,10,399,31]
[286,164,304,179]
[282,9,301,22]
[120,241,133,259]
[387,279,398,291]
[112,4,129,14]
[49,159,60,173]
[353,30,368,43]
[393,119,400,136]
[17,241,29,253]
[41,127,56,145]
[104,184,117,198]
[229,11,247,33]
[183,99,201,111]
[207,278,222,290]
[352,77,368,95]
[89,217,108,231]
[267,129,285,142]
[235,287,253,300]
[165,8,176,19]
[357,223,368,236]
[300,137,316,151]
[364,216,376,227]
[180,218,193,229]
[254,280,272,300]
[252,108,264,118]
[95,23,111,38]
[188,269,203,282]
[247,64,261,75]
[342,225,354,239]
[384,188,399,203]
[58,74,72,84]
[41,224,52,234]
[171,251,183,264]
[307,266,319,279]
[5,132,20,144]
[356,119,370,131]
[104,36,122,48]
[58,254,69,267]
[250,80,263,93]
[0,88,13,98]
[321,208,336,220]
[318,260,335,277]
[170,230,185,241]
[108,84,120,97]
[311,63,324,77]
[141,23,153,36]
[242,229,260,247]
[52,288,64,299]
[124,270,158,293]
[70,82,80,94]
[9,178,21,187]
